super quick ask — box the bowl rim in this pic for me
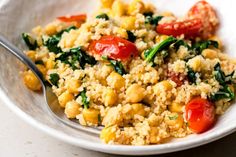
[0,88,236,155]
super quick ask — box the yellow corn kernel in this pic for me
[187,56,202,72]
[103,88,117,106]
[107,71,125,89]
[169,102,184,113]
[66,79,81,94]
[23,70,41,91]
[111,0,126,16]
[58,91,74,108]
[120,16,136,30]
[82,108,100,125]
[202,49,218,59]
[45,59,55,70]
[116,28,128,39]
[132,103,146,117]
[153,80,173,95]
[155,35,169,43]
[36,64,47,76]
[128,0,145,15]
[26,50,36,61]
[209,36,223,49]
[64,101,81,118]
[149,127,160,144]
[165,113,184,130]
[44,23,57,36]
[126,84,145,103]
[101,0,114,8]
[100,125,117,143]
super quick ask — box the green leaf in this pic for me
[192,40,219,55]
[49,73,60,87]
[35,60,44,65]
[174,39,190,50]
[187,67,197,84]
[80,89,89,109]
[143,12,153,17]
[126,30,136,42]
[145,15,163,26]
[168,114,178,120]
[96,13,109,20]
[22,33,38,50]
[210,86,235,101]
[102,57,126,75]
[145,36,177,63]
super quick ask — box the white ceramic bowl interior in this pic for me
[0,0,236,155]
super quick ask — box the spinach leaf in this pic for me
[80,89,89,109]
[56,46,97,70]
[187,67,197,84]
[44,26,76,53]
[174,39,190,50]
[126,30,136,42]
[49,73,60,87]
[143,12,154,17]
[145,36,177,63]
[145,15,163,26]
[96,13,109,20]
[22,33,38,50]
[35,60,44,65]
[192,40,218,55]
[210,86,235,101]
[102,56,126,75]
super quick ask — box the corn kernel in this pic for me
[202,49,218,59]
[107,71,125,90]
[126,84,145,103]
[111,0,126,16]
[169,102,184,113]
[128,0,145,15]
[26,50,36,61]
[100,125,117,143]
[58,91,74,108]
[116,28,128,39]
[132,103,146,117]
[103,88,117,106]
[65,101,81,118]
[155,35,169,44]
[82,108,100,125]
[23,70,41,91]
[120,16,136,30]
[100,0,114,8]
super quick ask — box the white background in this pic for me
[0,99,236,157]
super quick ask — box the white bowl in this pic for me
[0,0,236,155]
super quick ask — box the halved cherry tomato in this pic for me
[89,35,138,60]
[156,1,218,39]
[185,97,215,133]
[57,14,87,23]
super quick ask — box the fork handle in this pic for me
[0,34,45,84]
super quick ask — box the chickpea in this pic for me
[65,101,81,118]
[44,23,57,36]
[103,88,117,106]
[107,71,125,90]
[126,84,145,103]
[187,56,203,72]
[120,16,136,30]
[66,79,81,94]
[153,80,173,96]
[58,91,74,108]
[36,64,47,76]
[165,113,184,130]
[169,102,184,113]
[45,59,55,70]
[23,70,41,91]
[100,125,117,143]
[132,103,146,117]
[100,0,114,8]
[82,108,100,125]
[26,50,36,61]
[128,0,145,15]
[111,0,126,16]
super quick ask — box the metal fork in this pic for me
[0,34,101,135]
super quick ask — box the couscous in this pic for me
[21,0,236,145]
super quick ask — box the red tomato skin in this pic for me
[167,71,185,87]
[57,14,87,23]
[185,97,215,133]
[89,36,138,60]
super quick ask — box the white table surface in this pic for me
[0,99,236,157]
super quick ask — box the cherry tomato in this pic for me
[89,35,138,60]
[57,14,87,23]
[185,97,215,133]
[168,70,185,87]
[156,1,218,39]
